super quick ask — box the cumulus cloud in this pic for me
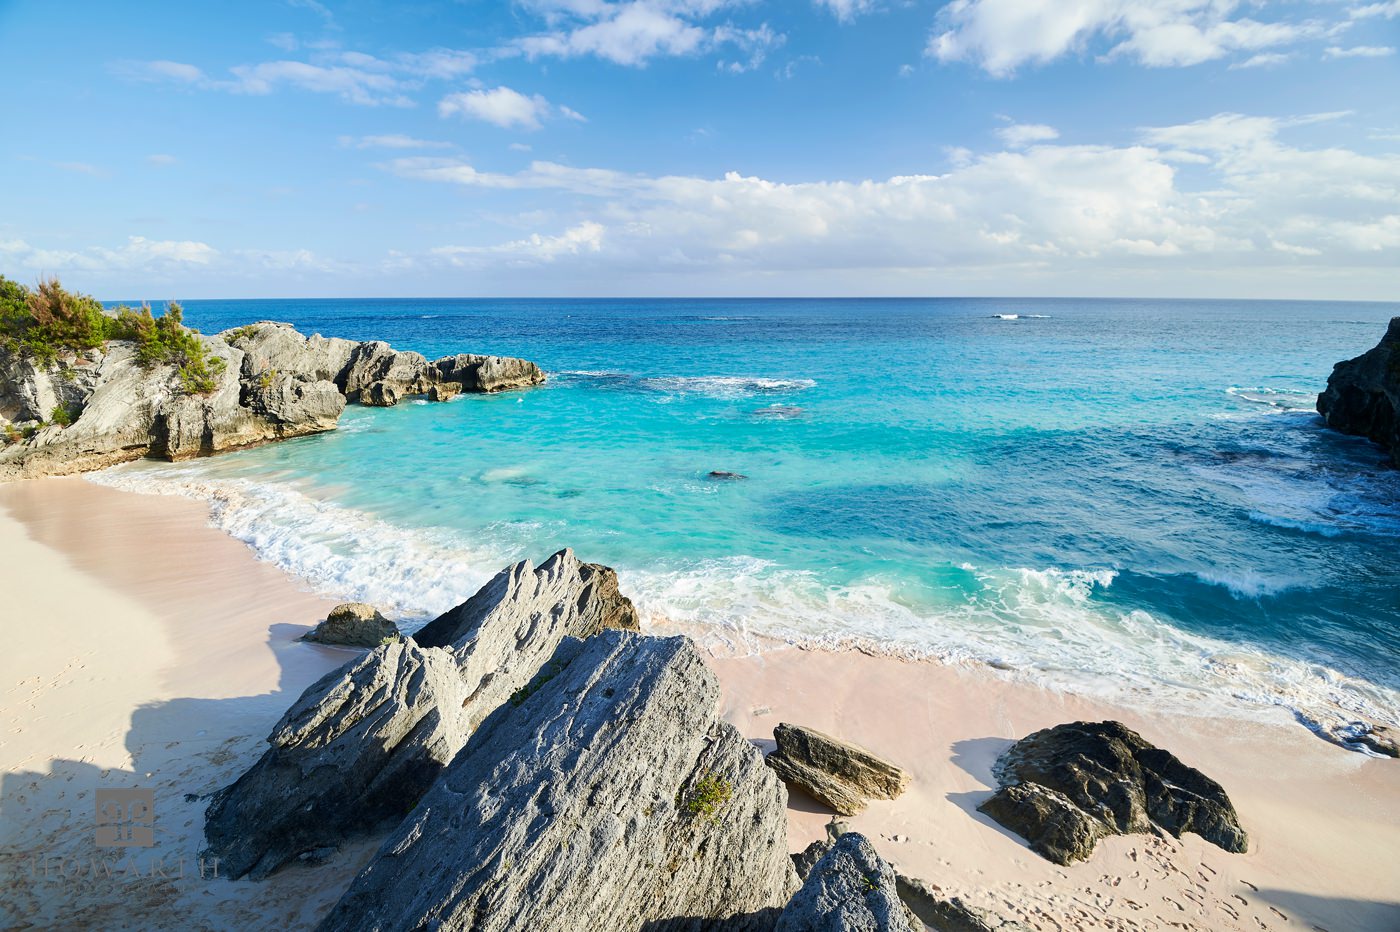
[927,0,1328,75]
[514,0,784,68]
[996,123,1059,147]
[384,110,1400,280]
[439,87,578,130]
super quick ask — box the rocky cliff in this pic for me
[0,320,544,480]
[1317,317,1400,464]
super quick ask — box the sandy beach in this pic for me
[1,477,1397,932]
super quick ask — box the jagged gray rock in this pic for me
[766,723,910,816]
[203,549,640,878]
[225,321,358,386]
[203,639,472,879]
[0,321,543,480]
[341,341,433,401]
[302,603,400,648]
[895,876,1030,932]
[433,352,545,393]
[1317,317,1400,464]
[977,720,1248,865]
[317,630,798,932]
[414,548,639,649]
[775,833,916,932]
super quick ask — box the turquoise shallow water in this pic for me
[96,297,1400,728]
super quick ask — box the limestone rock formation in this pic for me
[203,639,472,880]
[1317,317,1400,464]
[775,833,916,932]
[316,630,798,932]
[302,603,400,648]
[977,720,1247,865]
[0,321,544,480]
[433,352,545,393]
[225,321,358,385]
[766,723,909,816]
[203,550,639,878]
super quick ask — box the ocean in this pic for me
[93,297,1400,732]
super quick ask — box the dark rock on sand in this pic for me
[203,549,638,879]
[316,631,798,932]
[776,832,916,932]
[1317,317,1400,464]
[977,720,1247,865]
[302,602,399,648]
[766,723,910,816]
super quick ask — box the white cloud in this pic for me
[1324,45,1396,58]
[814,0,878,23]
[117,47,478,107]
[996,123,1059,147]
[1230,51,1291,69]
[433,221,605,265]
[1349,1,1400,19]
[928,0,1327,75]
[0,236,218,272]
[52,161,107,177]
[439,87,567,130]
[146,153,179,166]
[514,1,783,68]
[509,142,534,152]
[384,110,1400,283]
[339,134,452,149]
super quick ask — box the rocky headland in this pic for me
[1317,316,1400,464]
[0,282,543,481]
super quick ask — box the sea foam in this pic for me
[88,464,1400,734]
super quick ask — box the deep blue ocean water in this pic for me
[96,297,1400,728]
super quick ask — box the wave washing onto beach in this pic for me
[89,463,1400,734]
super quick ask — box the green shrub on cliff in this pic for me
[0,276,224,395]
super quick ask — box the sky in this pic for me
[0,0,1398,300]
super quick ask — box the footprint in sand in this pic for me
[1242,880,1259,892]
[1268,907,1288,921]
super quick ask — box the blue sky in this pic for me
[1,0,1397,299]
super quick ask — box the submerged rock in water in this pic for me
[302,603,399,648]
[977,720,1247,865]
[765,723,909,816]
[316,630,798,932]
[1317,316,1400,465]
[775,833,916,932]
[203,549,638,879]
[708,470,748,480]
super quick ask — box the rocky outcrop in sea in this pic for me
[0,320,543,480]
[1317,316,1400,464]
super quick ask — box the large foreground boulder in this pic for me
[977,721,1247,865]
[1317,317,1400,464]
[316,631,799,932]
[775,833,916,932]
[766,723,909,816]
[203,550,638,879]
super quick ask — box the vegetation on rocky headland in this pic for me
[0,275,224,395]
